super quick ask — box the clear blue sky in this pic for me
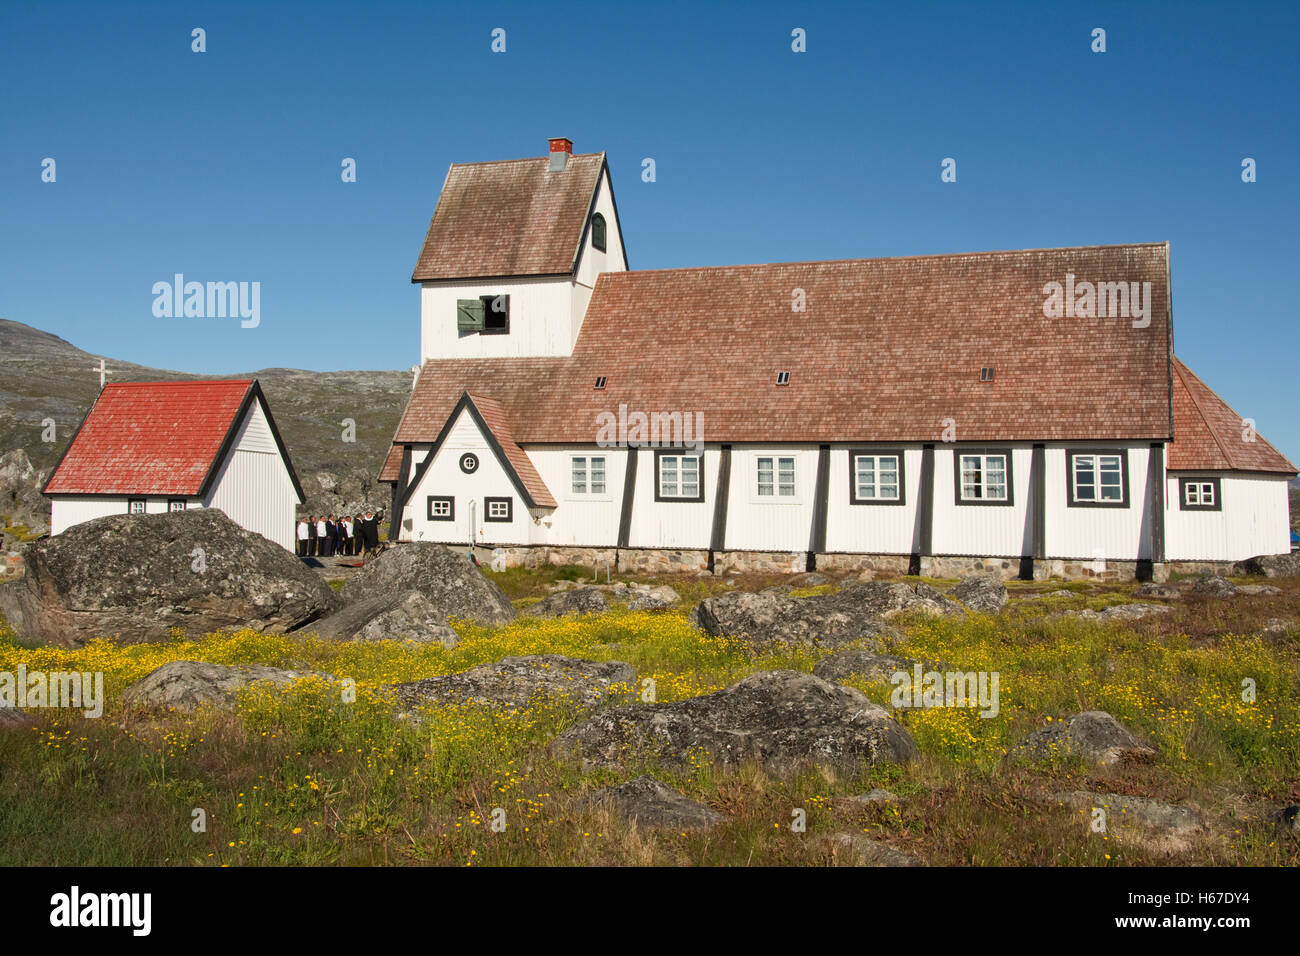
[2,1,1297,461]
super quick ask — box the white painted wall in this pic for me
[400,409,539,546]
[203,402,300,551]
[931,446,1034,557]
[1165,471,1291,561]
[723,445,820,552]
[1043,443,1155,562]
[625,444,718,550]
[50,496,201,535]
[528,445,626,546]
[823,446,924,555]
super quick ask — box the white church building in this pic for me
[380,137,1295,579]
[44,379,303,551]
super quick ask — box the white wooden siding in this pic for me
[527,446,626,546]
[625,445,717,550]
[1042,443,1154,561]
[931,446,1034,557]
[1164,471,1290,561]
[203,403,299,550]
[50,496,202,535]
[723,445,820,552]
[823,446,924,554]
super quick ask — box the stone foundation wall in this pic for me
[459,544,1205,583]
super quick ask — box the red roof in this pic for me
[383,243,1181,480]
[466,393,557,508]
[45,380,269,496]
[1168,358,1295,473]
[411,153,606,281]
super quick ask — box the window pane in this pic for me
[1200,483,1214,505]
[572,458,587,494]
[681,456,699,497]
[757,457,773,496]
[879,457,899,499]
[778,458,795,496]
[856,456,875,499]
[591,457,605,494]
[661,456,678,496]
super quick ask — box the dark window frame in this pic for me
[953,449,1015,507]
[848,448,907,506]
[1065,448,1130,508]
[484,496,513,522]
[427,495,455,521]
[167,498,187,512]
[1178,476,1222,512]
[653,448,705,503]
[127,498,147,515]
[591,213,607,252]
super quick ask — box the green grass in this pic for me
[0,570,1297,866]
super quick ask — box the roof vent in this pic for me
[548,137,573,171]
[776,371,791,386]
[979,367,994,382]
[594,375,607,390]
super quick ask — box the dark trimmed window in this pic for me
[655,450,704,502]
[167,498,187,512]
[1067,449,1129,507]
[485,496,513,522]
[128,498,146,515]
[849,450,905,505]
[956,452,1012,505]
[483,294,509,333]
[591,213,607,252]
[1179,477,1221,511]
[427,496,454,521]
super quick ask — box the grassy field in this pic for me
[0,569,1297,866]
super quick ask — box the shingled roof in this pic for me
[411,152,607,281]
[44,379,304,497]
[1168,357,1295,473]
[383,243,1182,480]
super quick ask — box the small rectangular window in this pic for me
[482,294,510,333]
[594,376,607,390]
[571,456,607,495]
[656,451,703,501]
[776,371,790,386]
[427,496,454,521]
[1179,476,1221,511]
[128,499,146,515]
[851,453,902,504]
[757,456,796,497]
[484,497,512,522]
[957,453,1010,504]
[167,499,187,512]
[1068,450,1128,507]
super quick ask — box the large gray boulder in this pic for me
[527,587,609,618]
[309,589,458,646]
[1189,575,1240,598]
[0,449,48,534]
[822,832,923,867]
[341,543,514,626]
[553,670,918,775]
[1051,791,1203,852]
[627,585,681,611]
[389,655,635,715]
[947,575,1008,613]
[121,660,328,713]
[1233,552,1300,578]
[1011,711,1155,767]
[1074,603,1171,622]
[688,582,959,650]
[578,776,725,830]
[0,509,340,646]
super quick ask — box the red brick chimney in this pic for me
[548,137,572,171]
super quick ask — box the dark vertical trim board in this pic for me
[917,444,935,558]
[617,447,638,549]
[710,445,732,553]
[1148,443,1165,562]
[808,445,830,562]
[1031,443,1046,561]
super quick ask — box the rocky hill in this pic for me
[0,318,411,532]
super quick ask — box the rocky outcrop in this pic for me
[947,575,1008,613]
[1233,552,1300,578]
[0,509,340,646]
[389,655,635,714]
[0,449,48,534]
[1189,575,1241,598]
[122,660,327,713]
[1074,603,1171,622]
[310,589,458,646]
[1011,711,1155,767]
[553,670,918,775]
[578,776,725,830]
[688,582,959,650]
[812,650,918,684]
[0,706,35,729]
[341,543,515,626]
[527,587,609,618]
[1051,791,1203,852]
[822,832,922,867]
[1134,583,1181,598]
[627,585,681,611]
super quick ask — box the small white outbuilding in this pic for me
[43,379,304,550]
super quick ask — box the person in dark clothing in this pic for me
[358,510,380,556]
[306,515,318,556]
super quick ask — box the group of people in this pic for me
[296,510,383,558]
